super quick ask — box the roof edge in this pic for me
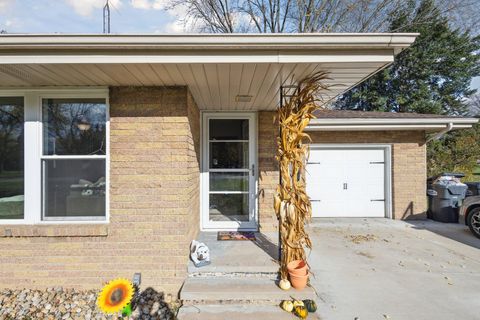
[307,117,478,132]
[0,33,419,51]
[309,118,479,125]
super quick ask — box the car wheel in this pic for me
[467,207,480,239]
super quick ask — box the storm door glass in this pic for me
[208,119,251,222]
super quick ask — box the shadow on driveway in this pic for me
[406,219,480,250]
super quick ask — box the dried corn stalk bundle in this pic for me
[274,71,331,279]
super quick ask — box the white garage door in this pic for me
[306,147,387,218]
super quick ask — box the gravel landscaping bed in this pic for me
[0,287,176,320]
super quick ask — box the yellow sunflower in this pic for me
[97,278,134,314]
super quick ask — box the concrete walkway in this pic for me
[308,218,480,320]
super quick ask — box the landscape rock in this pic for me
[0,287,176,319]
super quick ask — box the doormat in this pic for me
[217,231,256,241]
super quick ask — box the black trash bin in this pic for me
[465,182,480,197]
[427,173,468,223]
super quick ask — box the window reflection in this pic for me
[0,97,24,219]
[42,99,106,155]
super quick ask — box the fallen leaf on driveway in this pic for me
[444,276,454,285]
[346,234,377,244]
[356,251,375,259]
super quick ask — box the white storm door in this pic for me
[202,113,257,230]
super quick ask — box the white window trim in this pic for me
[0,88,109,225]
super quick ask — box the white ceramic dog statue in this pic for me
[190,240,211,267]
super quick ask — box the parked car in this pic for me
[459,193,480,239]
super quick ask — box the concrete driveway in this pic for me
[307,218,480,320]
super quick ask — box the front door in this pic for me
[202,113,257,230]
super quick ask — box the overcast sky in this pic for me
[0,0,479,91]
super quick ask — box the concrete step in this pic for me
[188,271,278,279]
[187,262,279,275]
[180,276,317,305]
[177,304,321,320]
[187,231,280,275]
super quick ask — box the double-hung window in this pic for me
[0,90,108,224]
[41,98,107,220]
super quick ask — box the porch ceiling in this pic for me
[0,33,418,110]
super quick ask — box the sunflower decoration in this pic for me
[97,278,135,315]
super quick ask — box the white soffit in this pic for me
[0,33,418,110]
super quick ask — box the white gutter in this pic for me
[306,117,478,132]
[0,33,419,50]
[426,122,454,142]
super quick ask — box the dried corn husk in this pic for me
[275,71,331,279]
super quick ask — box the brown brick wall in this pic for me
[257,112,279,232]
[0,86,200,296]
[257,111,427,225]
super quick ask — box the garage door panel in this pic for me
[311,199,346,217]
[307,147,387,218]
[306,164,338,180]
[308,149,343,164]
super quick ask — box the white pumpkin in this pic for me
[281,300,294,312]
[278,279,291,290]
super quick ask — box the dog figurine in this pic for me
[190,240,211,267]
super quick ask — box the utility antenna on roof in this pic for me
[103,0,111,34]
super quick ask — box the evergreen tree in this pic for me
[428,123,480,180]
[336,0,480,116]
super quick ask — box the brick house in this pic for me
[0,34,477,296]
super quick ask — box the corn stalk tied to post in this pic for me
[274,71,331,280]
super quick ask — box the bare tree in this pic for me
[172,0,247,32]
[169,0,480,33]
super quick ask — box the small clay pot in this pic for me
[287,260,308,276]
[289,272,309,290]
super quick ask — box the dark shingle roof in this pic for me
[313,109,464,119]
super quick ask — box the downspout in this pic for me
[426,122,454,143]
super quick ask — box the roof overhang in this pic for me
[306,117,479,132]
[0,33,418,110]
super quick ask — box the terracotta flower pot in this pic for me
[287,260,308,276]
[289,272,309,290]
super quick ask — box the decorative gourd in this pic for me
[294,305,308,319]
[303,299,317,312]
[278,279,291,290]
[281,300,294,313]
[292,300,304,308]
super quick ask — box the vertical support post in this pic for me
[278,86,283,265]
[277,84,300,278]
